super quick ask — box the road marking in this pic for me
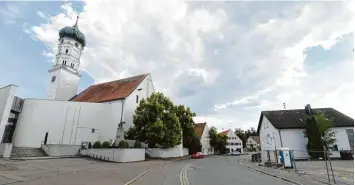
[180,163,191,185]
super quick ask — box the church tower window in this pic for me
[65,49,69,54]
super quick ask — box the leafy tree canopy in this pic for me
[303,112,336,159]
[132,92,182,148]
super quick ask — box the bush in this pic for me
[93,141,101,148]
[118,140,129,148]
[101,141,110,148]
[134,141,142,148]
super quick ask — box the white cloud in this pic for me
[28,1,354,131]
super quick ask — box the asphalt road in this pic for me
[131,155,292,185]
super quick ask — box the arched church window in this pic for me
[65,49,69,54]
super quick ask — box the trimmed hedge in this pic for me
[101,141,110,148]
[134,141,142,148]
[118,140,129,148]
[93,141,101,148]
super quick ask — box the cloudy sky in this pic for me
[0,0,354,131]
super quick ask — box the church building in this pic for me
[0,17,155,149]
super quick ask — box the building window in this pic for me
[62,60,67,65]
[75,43,79,47]
[70,63,74,68]
[60,39,63,44]
[65,49,69,54]
[136,95,139,103]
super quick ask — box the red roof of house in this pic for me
[219,129,230,135]
[71,73,148,103]
[193,123,206,139]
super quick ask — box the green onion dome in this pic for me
[58,16,86,47]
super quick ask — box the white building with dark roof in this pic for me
[257,107,354,161]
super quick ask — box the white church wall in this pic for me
[41,144,81,157]
[0,85,17,142]
[12,99,116,148]
[123,75,155,131]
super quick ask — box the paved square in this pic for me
[0,158,166,185]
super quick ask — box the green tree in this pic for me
[217,134,228,154]
[189,136,202,154]
[124,126,136,140]
[134,141,142,148]
[132,92,182,148]
[235,127,258,147]
[208,127,228,154]
[304,113,337,158]
[209,127,219,150]
[175,105,200,153]
[234,128,247,147]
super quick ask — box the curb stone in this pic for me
[238,159,304,185]
[124,156,190,185]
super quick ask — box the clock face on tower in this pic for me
[51,76,56,83]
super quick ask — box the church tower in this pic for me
[46,16,86,101]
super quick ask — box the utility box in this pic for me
[278,148,293,168]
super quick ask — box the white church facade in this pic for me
[0,17,155,149]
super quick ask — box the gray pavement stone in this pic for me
[240,158,334,185]
[0,158,169,185]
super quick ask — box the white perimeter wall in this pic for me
[41,144,81,157]
[81,148,145,162]
[146,146,186,158]
[0,85,16,142]
[12,99,116,148]
[0,143,13,158]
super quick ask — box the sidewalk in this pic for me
[239,159,329,185]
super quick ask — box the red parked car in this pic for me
[191,152,204,159]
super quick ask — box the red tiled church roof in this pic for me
[71,73,148,103]
[193,122,206,139]
[219,129,230,135]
